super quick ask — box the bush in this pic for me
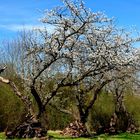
[0,83,26,131]
[88,93,114,133]
[125,94,140,128]
[46,105,73,130]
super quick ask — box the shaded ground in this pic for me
[0,131,140,139]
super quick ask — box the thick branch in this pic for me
[0,76,9,83]
[30,85,45,117]
[0,66,7,74]
[84,79,112,118]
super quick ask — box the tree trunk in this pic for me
[5,105,48,139]
[0,77,48,138]
[109,92,137,134]
[61,103,89,137]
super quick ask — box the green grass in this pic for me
[0,131,140,140]
[0,132,6,139]
[48,131,140,140]
[48,130,91,140]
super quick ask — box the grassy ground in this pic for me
[48,131,140,140]
[0,131,140,140]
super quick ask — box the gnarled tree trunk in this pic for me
[0,76,47,138]
[108,89,137,134]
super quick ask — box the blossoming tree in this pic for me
[0,0,140,138]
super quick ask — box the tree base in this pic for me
[61,120,89,137]
[107,112,138,134]
[5,121,47,138]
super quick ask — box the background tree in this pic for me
[107,69,138,133]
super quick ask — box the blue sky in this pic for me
[0,0,140,42]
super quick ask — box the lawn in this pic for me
[0,131,140,140]
[48,131,140,140]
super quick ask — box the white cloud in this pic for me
[0,24,55,33]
